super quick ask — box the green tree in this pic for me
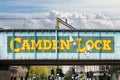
[111,65,120,72]
[29,66,56,79]
[66,69,72,80]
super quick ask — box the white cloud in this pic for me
[0,10,120,29]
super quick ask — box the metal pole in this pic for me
[56,18,59,29]
[12,30,15,59]
[57,76,59,80]
[57,66,59,80]
[99,32,101,59]
[61,77,62,80]
[34,30,37,59]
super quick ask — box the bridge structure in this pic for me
[0,29,119,66]
[0,18,120,80]
[0,29,119,80]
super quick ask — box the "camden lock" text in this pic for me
[9,37,113,53]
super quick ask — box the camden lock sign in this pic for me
[7,36,114,53]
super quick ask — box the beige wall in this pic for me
[85,66,99,72]
[0,71,10,80]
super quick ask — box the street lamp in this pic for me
[87,71,93,80]
[51,69,54,80]
[56,68,60,80]
[32,74,36,80]
[72,68,75,80]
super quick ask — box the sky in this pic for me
[0,0,120,29]
[0,0,120,18]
